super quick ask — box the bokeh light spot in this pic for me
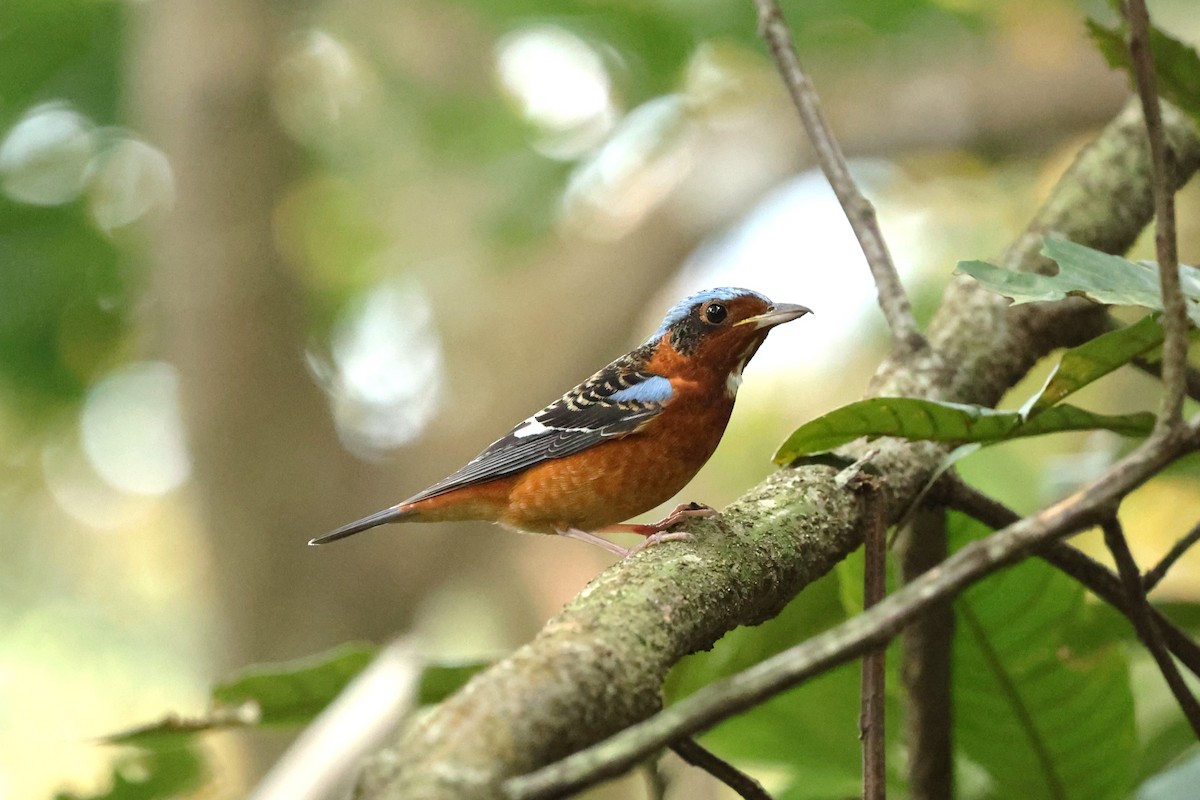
[495,26,616,158]
[80,361,192,496]
[88,137,175,232]
[0,102,96,206]
[315,280,445,455]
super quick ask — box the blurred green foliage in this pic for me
[90,644,490,799]
[55,744,205,800]
[0,0,124,411]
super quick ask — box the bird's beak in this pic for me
[735,303,812,331]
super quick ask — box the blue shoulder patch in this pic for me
[608,375,673,405]
[649,287,770,341]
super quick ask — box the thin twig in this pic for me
[1130,356,1200,405]
[896,508,953,800]
[1101,517,1200,738]
[752,0,923,352]
[1102,313,1200,404]
[669,738,772,800]
[1144,519,1200,592]
[856,474,888,800]
[505,428,1200,799]
[642,758,668,800]
[934,474,1200,679]
[1124,0,1188,431]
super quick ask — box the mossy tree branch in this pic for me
[352,102,1200,800]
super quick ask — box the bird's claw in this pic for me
[627,530,694,556]
[623,502,714,557]
[650,501,718,531]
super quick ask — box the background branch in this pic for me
[857,473,888,800]
[1100,517,1200,737]
[895,507,953,800]
[1144,520,1200,592]
[669,738,771,800]
[752,0,922,351]
[1123,0,1188,430]
[353,99,1200,800]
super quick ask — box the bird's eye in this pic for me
[702,302,728,325]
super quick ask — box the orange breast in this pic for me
[499,386,734,533]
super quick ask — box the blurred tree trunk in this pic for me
[126,0,705,678]
[128,0,419,669]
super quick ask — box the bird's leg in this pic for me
[556,527,631,557]
[600,502,719,536]
[593,502,719,556]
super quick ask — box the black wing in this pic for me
[403,354,672,504]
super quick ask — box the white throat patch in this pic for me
[725,361,746,398]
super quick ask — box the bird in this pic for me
[310,287,811,556]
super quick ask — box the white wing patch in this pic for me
[512,417,551,438]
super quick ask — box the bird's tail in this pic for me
[308,505,415,546]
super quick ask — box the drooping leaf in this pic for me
[1025,314,1165,415]
[103,644,490,747]
[211,642,378,727]
[54,744,205,800]
[773,397,1154,462]
[104,709,257,749]
[950,513,1137,800]
[1087,17,1200,126]
[955,238,1200,325]
[418,660,491,705]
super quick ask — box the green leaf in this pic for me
[104,645,489,747]
[1025,315,1165,415]
[211,642,378,727]
[418,660,491,705]
[104,711,253,749]
[773,397,1154,462]
[55,744,205,800]
[950,513,1137,799]
[1087,17,1200,125]
[955,238,1200,325]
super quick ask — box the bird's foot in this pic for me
[560,503,718,557]
[626,529,693,556]
[650,501,718,531]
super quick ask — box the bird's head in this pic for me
[645,287,811,389]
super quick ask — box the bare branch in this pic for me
[1101,517,1200,738]
[1133,355,1200,406]
[505,429,1200,799]
[752,0,923,352]
[642,759,667,800]
[1144,519,1200,592]
[856,473,888,800]
[895,508,953,800]
[669,738,772,800]
[1123,0,1189,430]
